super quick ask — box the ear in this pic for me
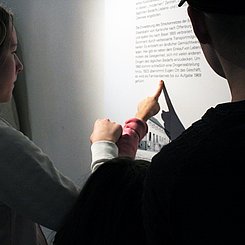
[187,6,210,44]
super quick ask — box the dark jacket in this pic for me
[143,100,245,244]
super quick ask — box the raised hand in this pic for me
[90,118,123,144]
[135,80,164,121]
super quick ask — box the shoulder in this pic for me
[149,118,210,175]
[147,108,245,185]
[0,117,25,140]
[0,117,37,156]
[0,117,20,141]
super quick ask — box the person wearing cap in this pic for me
[143,1,245,244]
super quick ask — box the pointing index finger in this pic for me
[153,80,164,100]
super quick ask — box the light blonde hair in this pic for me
[0,4,13,55]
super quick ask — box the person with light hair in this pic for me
[0,4,80,244]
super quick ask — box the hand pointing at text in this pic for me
[135,80,164,121]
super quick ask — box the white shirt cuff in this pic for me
[90,141,118,172]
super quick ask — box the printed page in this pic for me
[104,0,230,160]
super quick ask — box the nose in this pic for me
[15,54,23,73]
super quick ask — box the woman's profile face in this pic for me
[0,24,23,102]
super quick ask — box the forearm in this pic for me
[0,122,79,230]
[117,118,148,159]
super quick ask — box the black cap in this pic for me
[178,0,245,15]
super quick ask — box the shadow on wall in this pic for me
[161,82,185,140]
